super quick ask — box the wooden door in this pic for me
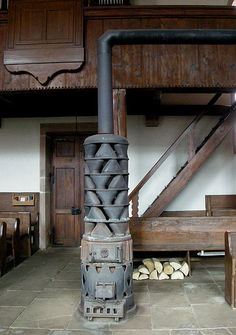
[51,135,84,246]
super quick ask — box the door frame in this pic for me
[39,122,97,249]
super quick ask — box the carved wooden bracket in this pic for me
[4,0,84,86]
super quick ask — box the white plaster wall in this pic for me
[0,115,234,213]
[0,118,40,192]
[0,116,97,192]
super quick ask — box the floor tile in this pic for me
[46,279,80,289]
[0,306,25,327]
[51,331,111,335]
[38,288,81,301]
[135,303,151,315]
[0,290,38,306]
[149,291,190,307]
[171,330,201,335]
[148,281,184,293]
[112,331,170,335]
[0,330,51,335]
[11,298,77,329]
[151,306,199,330]
[54,272,80,281]
[184,283,224,304]
[8,276,51,291]
[133,291,150,304]
[200,329,231,334]
[133,281,148,292]
[109,315,152,330]
[184,269,213,284]
[193,304,236,328]
[67,309,110,331]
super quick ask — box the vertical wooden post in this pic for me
[113,89,127,137]
[188,128,195,161]
[131,193,139,218]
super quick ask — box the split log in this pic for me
[171,270,184,280]
[138,264,149,275]
[169,258,182,271]
[180,261,189,276]
[143,258,154,273]
[152,258,163,274]
[139,273,149,280]
[159,272,169,280]
[149,269,158,280]
[163,262,174,275]
[132,269,140,280]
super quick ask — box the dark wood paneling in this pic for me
[4,0,84,85]
[2,6,236,90]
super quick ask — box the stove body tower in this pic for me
[80,134,134,321]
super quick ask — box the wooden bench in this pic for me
[130,216,236,272]
[206,195,236,217]
[0,218,20,267]
[0,222,6,276]
[225,231,236,308]
[0,212,33,257]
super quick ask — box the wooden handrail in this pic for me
[129,93,222,214]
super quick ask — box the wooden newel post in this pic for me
[113,89,127,137]
[225,231,236,308]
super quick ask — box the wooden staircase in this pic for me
[129,96,236,218]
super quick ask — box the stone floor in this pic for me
[0,247,235,334]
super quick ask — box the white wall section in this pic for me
[0,114,234,211]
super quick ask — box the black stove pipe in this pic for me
[97,29,236,134]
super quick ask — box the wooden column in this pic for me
[188,128,196,161]
[113,89,127,137]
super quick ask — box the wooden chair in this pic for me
[0,222,6,276]
[0,218,20,267]
[225,231,236,308]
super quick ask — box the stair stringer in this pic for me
[143,110,236,218]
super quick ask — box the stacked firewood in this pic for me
[133,258,189,280]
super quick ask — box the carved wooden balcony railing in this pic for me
[84,0,130,5]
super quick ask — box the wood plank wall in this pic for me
[1,6,236,90]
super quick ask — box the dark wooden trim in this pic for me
[84,5,236,19]
[40,122,97,135]
[161,210,206,217]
